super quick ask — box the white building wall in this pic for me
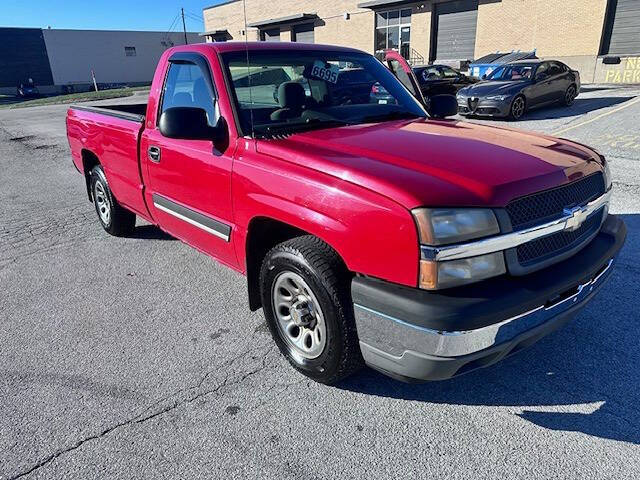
[42,29,200,86]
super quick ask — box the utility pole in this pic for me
[181,8,188,44]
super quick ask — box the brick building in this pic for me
[202,0,640,83]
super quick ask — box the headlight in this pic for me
[603,159,612,190]
[413,208,503,289]
[419,253,506,290]
[412,208,500,246]
[485,94,509,101]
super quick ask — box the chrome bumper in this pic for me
[355,258,613,360]
[352,213,626,382]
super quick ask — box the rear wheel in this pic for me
[260,235,363,384]
[90,165,136,236]
[564,84,577,106]
[509,95,526,120]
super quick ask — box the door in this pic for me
[141,53,238,268]
[432,0,479,62]
[546,61,571,102]
[293,23,315,43]
[384,50,426,106]
[530,62,553,107]
[601,0,640,56]
[262,29,280,42]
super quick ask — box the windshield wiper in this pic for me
[255,118,351,138]
[360,111,422,124]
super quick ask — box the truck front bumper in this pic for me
[352,214,626,382]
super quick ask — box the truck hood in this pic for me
[256,118,603,209]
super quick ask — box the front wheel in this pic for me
[260,235,363,384]
[509,95,526,120]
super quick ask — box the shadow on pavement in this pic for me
[131,224,175,241]
[339,213,639,445]
[521,96,635,120]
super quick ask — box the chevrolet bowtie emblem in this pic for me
[563,205,590,232]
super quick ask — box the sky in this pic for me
[1,0,228,32]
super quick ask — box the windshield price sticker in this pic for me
[311,61,339,84]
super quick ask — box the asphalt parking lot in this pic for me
[1,86,639,479]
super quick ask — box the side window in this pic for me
[161,62,217,127]
[548,62,562,76]
[422,67,442,81]
[535,62,549,79]
[441,67,459,78]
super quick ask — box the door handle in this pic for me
[148,146,161,163]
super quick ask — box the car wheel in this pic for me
[260,235,363,384]
[564,85,577,106]
[509,95,526,120]
[90,165,136,236]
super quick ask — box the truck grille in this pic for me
[506,173,605,230]
[517,209,604,265]
[506,172,606,267]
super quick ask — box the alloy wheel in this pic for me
[512,97,525,119]
[566,86,577,105]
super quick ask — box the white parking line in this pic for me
[553,96,640,135]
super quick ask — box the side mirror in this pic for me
[481,74,487,80]
[159,107,223,141]
[429,94,458,119]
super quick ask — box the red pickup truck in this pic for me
[66,43,626,384]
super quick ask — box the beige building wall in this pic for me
[410,3,432,63]
[475,0,608,58]
[204,0,633,83]
[203,0,375,51]
[474,0,609,80]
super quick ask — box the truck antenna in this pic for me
[181,8,188,44]
[242,0,255,139]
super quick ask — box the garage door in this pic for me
[262,29,280,42]
[434,0,479,61]
[293,23,314,43]
[603,0,640,56]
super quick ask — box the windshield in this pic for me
[487,64,535,81]
[221,50,426,137]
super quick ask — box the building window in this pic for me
[124,46,136,57]
[375,8,411,58]
[260,28,280,42]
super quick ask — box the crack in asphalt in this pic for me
[6,343,276,480]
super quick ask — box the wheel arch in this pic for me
[81,149,101,201]
[244,215,348,311]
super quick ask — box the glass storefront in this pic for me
[375,8,411,59]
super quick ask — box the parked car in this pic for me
[370,82,395,104]
[371,64,476,104]
[456,59,581,120]
[17,79,40,98]
[413,64,477,97]
[66,42,624,384]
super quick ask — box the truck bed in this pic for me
[69,103,147,122]
[67,102,149,219]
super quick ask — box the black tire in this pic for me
[564,84,578,106]
[260,235,363,384]
[89,165,136,236]
[509,95,526,120]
